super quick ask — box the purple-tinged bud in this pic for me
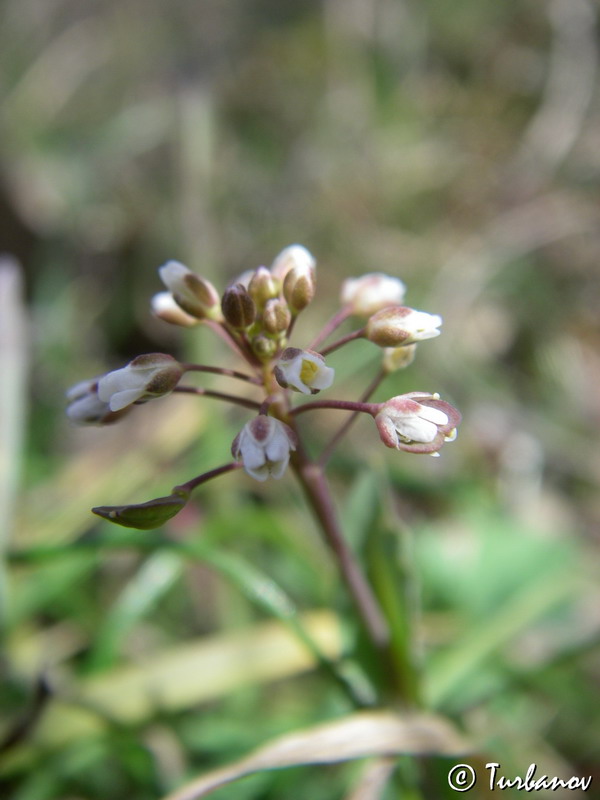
[248,266,280,309]
[365,306,442,347]
[274,348,335,395]
[221,283,256,330]
[374,392,460,455]
[151,291,200,327]
[270,244,315,282]
[158,260,221,320]
[66,379,129,425]
[341,273,406,316]
[262,298,291,335]
[231,416,297,481]
[98,354,184,412]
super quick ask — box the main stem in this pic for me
[291,456,390,650]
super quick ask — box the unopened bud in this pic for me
[283,265,315,314]
[248,266,280,309]
[221,283,256,330]
[270,244,315,282]
[159,260,221,320]
[382,343,417,373]
[262,298,291,335]
[341,273,406,316]
[251,334,278,360]
[98,353,184,411]
[66,379,129,425]
[151,292,200,327]
[365,306,442,347]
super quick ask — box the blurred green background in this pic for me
[1,0,599,798]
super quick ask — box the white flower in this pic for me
[270,244,315,282]
[341,273,406,316]
[158,260,221,319]
[231,416,297,481]
[98,354,183,412]
[375,392,461,455]
[66,379,125,425]
[366,306,442,347]
[151,291,200,327]
[274,348,335,395]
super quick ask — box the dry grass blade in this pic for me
[343,757,397,800]
[162,711,470,800]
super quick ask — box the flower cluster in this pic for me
[67,245,460,528]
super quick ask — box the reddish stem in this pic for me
[318,328,365,357]
[291,456,390,649]
[291,399,380,416]
[309,306,353,350]
[182,364,261,384]
[173,462,242,495]
[173,386,262,411]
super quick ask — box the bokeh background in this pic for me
[1,0,599,798]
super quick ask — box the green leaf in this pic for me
[92,492,188,530]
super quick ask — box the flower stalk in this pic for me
[291,455,390,650]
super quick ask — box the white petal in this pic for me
[67,394,108,423]
[269,453,290,479]
[66,379,97,401]
[109,388,144,411]
[310,364,335,390]
[159,260,190,293]
[418,405,448,426]
[241,440,267,471]
[245,463,270,481]
[98,368,141,401]
[394,416,439,443]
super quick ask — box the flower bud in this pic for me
[251,334,278,361]
[92,490,189,529]
[382,344,417,373]
[375,392,460,455]
[151,291,200,327]
[365,306,442,347]
[248,266,280,309]
[159,260,221,320]
[262,298,291,335]
[341,273,406,316]
[283,264,316,314]
[221,283,256,330]
[270,244,315,282]
[98,354,184,412]
[66,379,129,425]
[274,348,335,395]
[231,415,297,481]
